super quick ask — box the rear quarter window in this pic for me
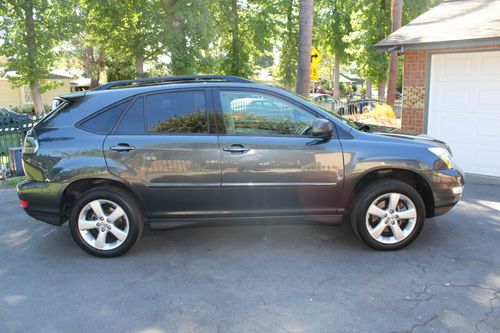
[78,100,130,134]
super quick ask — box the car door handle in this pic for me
[223,145,250,153]
[110,144,136,152]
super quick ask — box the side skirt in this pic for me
[148,214,344,230]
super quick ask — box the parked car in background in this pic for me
[310,93,345,114]
[17,75,464,257]
[0,107,32,125]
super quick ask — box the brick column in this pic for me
[401,50,426,133]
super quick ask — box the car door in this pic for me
[215,88,344,218]
[104,89,221,221]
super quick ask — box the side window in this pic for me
[219,91,317,136]
[145,91,208,134]
[114,97,145,134]
[79,100,130,134]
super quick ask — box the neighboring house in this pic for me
[0,72,73,109]
[376,0,500,177]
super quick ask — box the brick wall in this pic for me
[401,44,500,133]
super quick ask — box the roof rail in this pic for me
[93,75,253,91]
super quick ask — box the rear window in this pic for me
[79,100,130,134]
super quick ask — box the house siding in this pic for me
[402,44,500,132]
[0,79,71,109]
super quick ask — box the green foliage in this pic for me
[163,0,216,75]
[275,0,299,89]
[0,0,76,88]
[344,0,391,84]
[315,0,352,61]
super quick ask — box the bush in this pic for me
[365,103,396,121]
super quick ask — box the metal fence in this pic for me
[0,117,35,178]
[331,98,402,117]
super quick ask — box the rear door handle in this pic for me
[110,144,136,152]
[223,145,250,153]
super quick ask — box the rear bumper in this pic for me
[424,167,464,217]
[17,180,65,226]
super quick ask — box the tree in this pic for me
[345,0,391,101]
[83,0,167,79]
[275,0,299,89]
[296,0,314,97]
[386,0,403,107]
[162,0,216,75]
[316,0,352,98]
[0,0,75,114]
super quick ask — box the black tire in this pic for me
[350,179,425,250]
[69,187,144,257]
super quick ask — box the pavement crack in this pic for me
[474,289,500,331]
[399,314,438,333]
[405,285,435,314]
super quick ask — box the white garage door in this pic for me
[428,51,500,177]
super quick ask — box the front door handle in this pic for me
[110,143,136,152]
[223,144,250,153]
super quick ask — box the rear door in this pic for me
[104,89,221,220]
[215,88,344,218]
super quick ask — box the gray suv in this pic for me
[17,76,464,257]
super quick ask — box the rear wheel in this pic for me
[69,187,143,257]
[351,179,425,250]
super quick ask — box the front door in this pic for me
[104,89,220,220]
[215,89,344,218]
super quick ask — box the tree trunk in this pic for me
[25,3,44,114]
[365,79,372,98]
[386,0,403,107]
[85,46,101,89]
[135,55,145,78]
[333,50,340,99]
[378,81,386,101]
[29,81,44,115]
[230,0,240,76]
[296,0,314,97]
[282,0,295,89]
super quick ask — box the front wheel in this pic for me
[351,179,425,250]
[69,187,143,257]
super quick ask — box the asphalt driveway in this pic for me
[0,175,499,333]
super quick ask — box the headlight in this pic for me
[428,147,453,169]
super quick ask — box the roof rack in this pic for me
[93,75,253,91]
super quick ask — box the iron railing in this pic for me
[0,117,36,178]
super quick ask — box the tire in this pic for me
[69,187,144,257]
[350,179,425,250]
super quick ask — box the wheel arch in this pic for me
[60,178,148,224]
[344,168,435,218]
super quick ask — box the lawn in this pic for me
[0,176,25,189]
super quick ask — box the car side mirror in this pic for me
[311,118,333,139]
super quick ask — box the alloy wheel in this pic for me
[78,199,129,250]
[365,192,417,244]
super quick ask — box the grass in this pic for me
[0,176,26,189]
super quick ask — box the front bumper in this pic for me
[17,180,65,225]
[424,167,465,217]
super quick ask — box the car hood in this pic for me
[367,124,451,152]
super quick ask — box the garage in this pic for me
[375,0,500,177]
[428,51,500,177]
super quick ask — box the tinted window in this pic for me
[114,97,145,134]
[145,91,208,134]
[0,109,7,116]
[80,100,129,134]
[219,91,317,136]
